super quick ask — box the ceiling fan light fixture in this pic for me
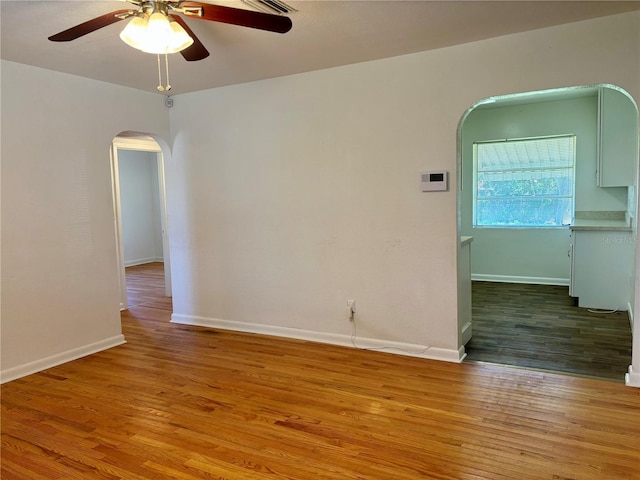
[119,12,193,55]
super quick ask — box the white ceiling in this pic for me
[2,1,639,95]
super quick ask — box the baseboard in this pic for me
[0,335,127,384]
[625,366,640,388]
[124,257,164,267]
[171,314,465,363]
[628,302,634,330]
[471,274,570,286]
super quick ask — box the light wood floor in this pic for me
[465,282,633,382]
[2,263,639,479]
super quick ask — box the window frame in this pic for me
[472,134,576,229]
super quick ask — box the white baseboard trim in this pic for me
[171,314,465,363]
[124,257,164,267]
[0,335,126,384]
[625,366,640,388]
[628,302,634,330]
[471,274,570,286]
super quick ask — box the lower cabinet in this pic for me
[570,229,634,310]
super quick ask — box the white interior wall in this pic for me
[168,12,640,362]
[460,95,628,282]
[0,60,170,382]
[118,149,164,266]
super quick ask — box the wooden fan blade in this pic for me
[181,2,292,34]
[170,15,210,61]
[48,9,131,42]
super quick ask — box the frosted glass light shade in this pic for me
[145,12,173,51]
[120,14,194,54]
[168,21,194,52]
[119,16,149,50]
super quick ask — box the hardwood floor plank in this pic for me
[2,264,639,479]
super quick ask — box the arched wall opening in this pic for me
[456,85,640,386]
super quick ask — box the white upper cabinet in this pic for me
[597,87,638,187]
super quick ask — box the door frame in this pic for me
[111,136,172,310]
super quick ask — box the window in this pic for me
[473,135,575,228]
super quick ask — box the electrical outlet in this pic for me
[347,299,356,322]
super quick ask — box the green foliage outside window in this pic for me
[473,136,575,227]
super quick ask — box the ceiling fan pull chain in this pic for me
[165,52,172,91]
[156,54,165,92]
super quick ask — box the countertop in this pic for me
[460,236,473,246]
[569,218,632,231]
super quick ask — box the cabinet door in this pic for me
[597,87,638,187]
[571,230,633,310]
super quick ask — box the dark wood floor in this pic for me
[464,281,633,382]
[2,264,640,479]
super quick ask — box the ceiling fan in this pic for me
[48,0,293,62]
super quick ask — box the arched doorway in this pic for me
[457,85,639,382]
[111,133,172,310]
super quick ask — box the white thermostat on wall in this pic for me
[420,170,449,192]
